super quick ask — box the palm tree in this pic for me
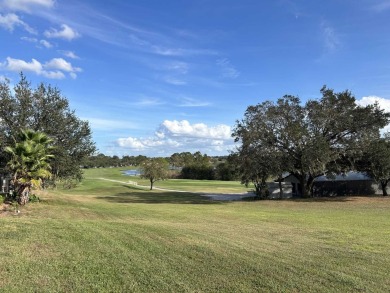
[5,129,54,205]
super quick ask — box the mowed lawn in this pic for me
[1,168,390,292]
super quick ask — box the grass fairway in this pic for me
[1,169,390,292]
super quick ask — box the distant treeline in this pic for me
[83,151,238,181]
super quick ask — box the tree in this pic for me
[140,158,169,190]
[233,86,390,198]
[230,140,288,199]
[0,74,96,184]
[357,134,390,196]
[215,159,238,181]
[5,129,54,205]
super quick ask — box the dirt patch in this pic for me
[0,203,11,217]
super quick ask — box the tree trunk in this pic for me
[306,175,315,198]
[150,178,154,190]
[298,175,308,198]
[381,181,388,196]
[18,185,30,205]
[278,176,283,199]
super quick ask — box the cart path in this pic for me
[95,177,254,201]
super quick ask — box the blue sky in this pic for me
[1,0,390,157]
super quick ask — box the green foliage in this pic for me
[140,158,169,190]
[214,160,238,181]
[357,134,390,195]
[233,86,390,197]
[180,165,215,180]
[0,74,96,183]
[28,194,40,203]
[170,151,211,168]
[5,129,54,204]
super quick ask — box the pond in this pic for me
[122,170,141,176]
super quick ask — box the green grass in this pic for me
[1,168,390,292]
[84,167,253,193]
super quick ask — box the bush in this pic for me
[29,194,40,203]
[180,165,215,180]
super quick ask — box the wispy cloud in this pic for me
[0,0,54,12]
[32,1,214,57]
[39,39,52,48]
[321,21,341,52]
[165,61,189,74]
[151,46,217,57]
[177,97,211,107]
[21,36,53,48]
[371,1,390,12]
[216,58,240,79]
[44,24,80,41]
[59,50,79,59]
[0,13,36,34]
[163,76,187,85]
[86,118,139,131]
[21,36,37,42]
[129,97,165,107]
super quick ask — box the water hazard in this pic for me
[122,170,141,176]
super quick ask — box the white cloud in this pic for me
[3,57,43,73]
[39,39,52,48]
[130,97,165,107]
[117,137,146,150]
[21,36,38,42]
[166,61,189,74]
[0,0,54,12]
[321,21,341,52]
[117,120,234,155]
[163,76,187,85]
[151,45,216,57]
[42,70,65,79]
[0,13,36,34]
[21,37,53,48]
[59,50,79,59]
[357,96,390,132]
[156,120,231,140]
[1,56,81,79]
[44,24,80,41]
[44,57,81,73]
[357,96,390,112]
[216,58,240,79]
[178,97,211,107]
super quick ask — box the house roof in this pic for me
[280,171,372,182]
[314,172,371,182]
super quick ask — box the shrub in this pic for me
[29,194,40,203]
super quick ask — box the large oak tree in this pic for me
[233,86,390,198]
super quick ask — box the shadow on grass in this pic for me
[241,195,360,203]
[96,185,222,204]
[279,196,381,203]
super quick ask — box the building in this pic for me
[279,172,387,197]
